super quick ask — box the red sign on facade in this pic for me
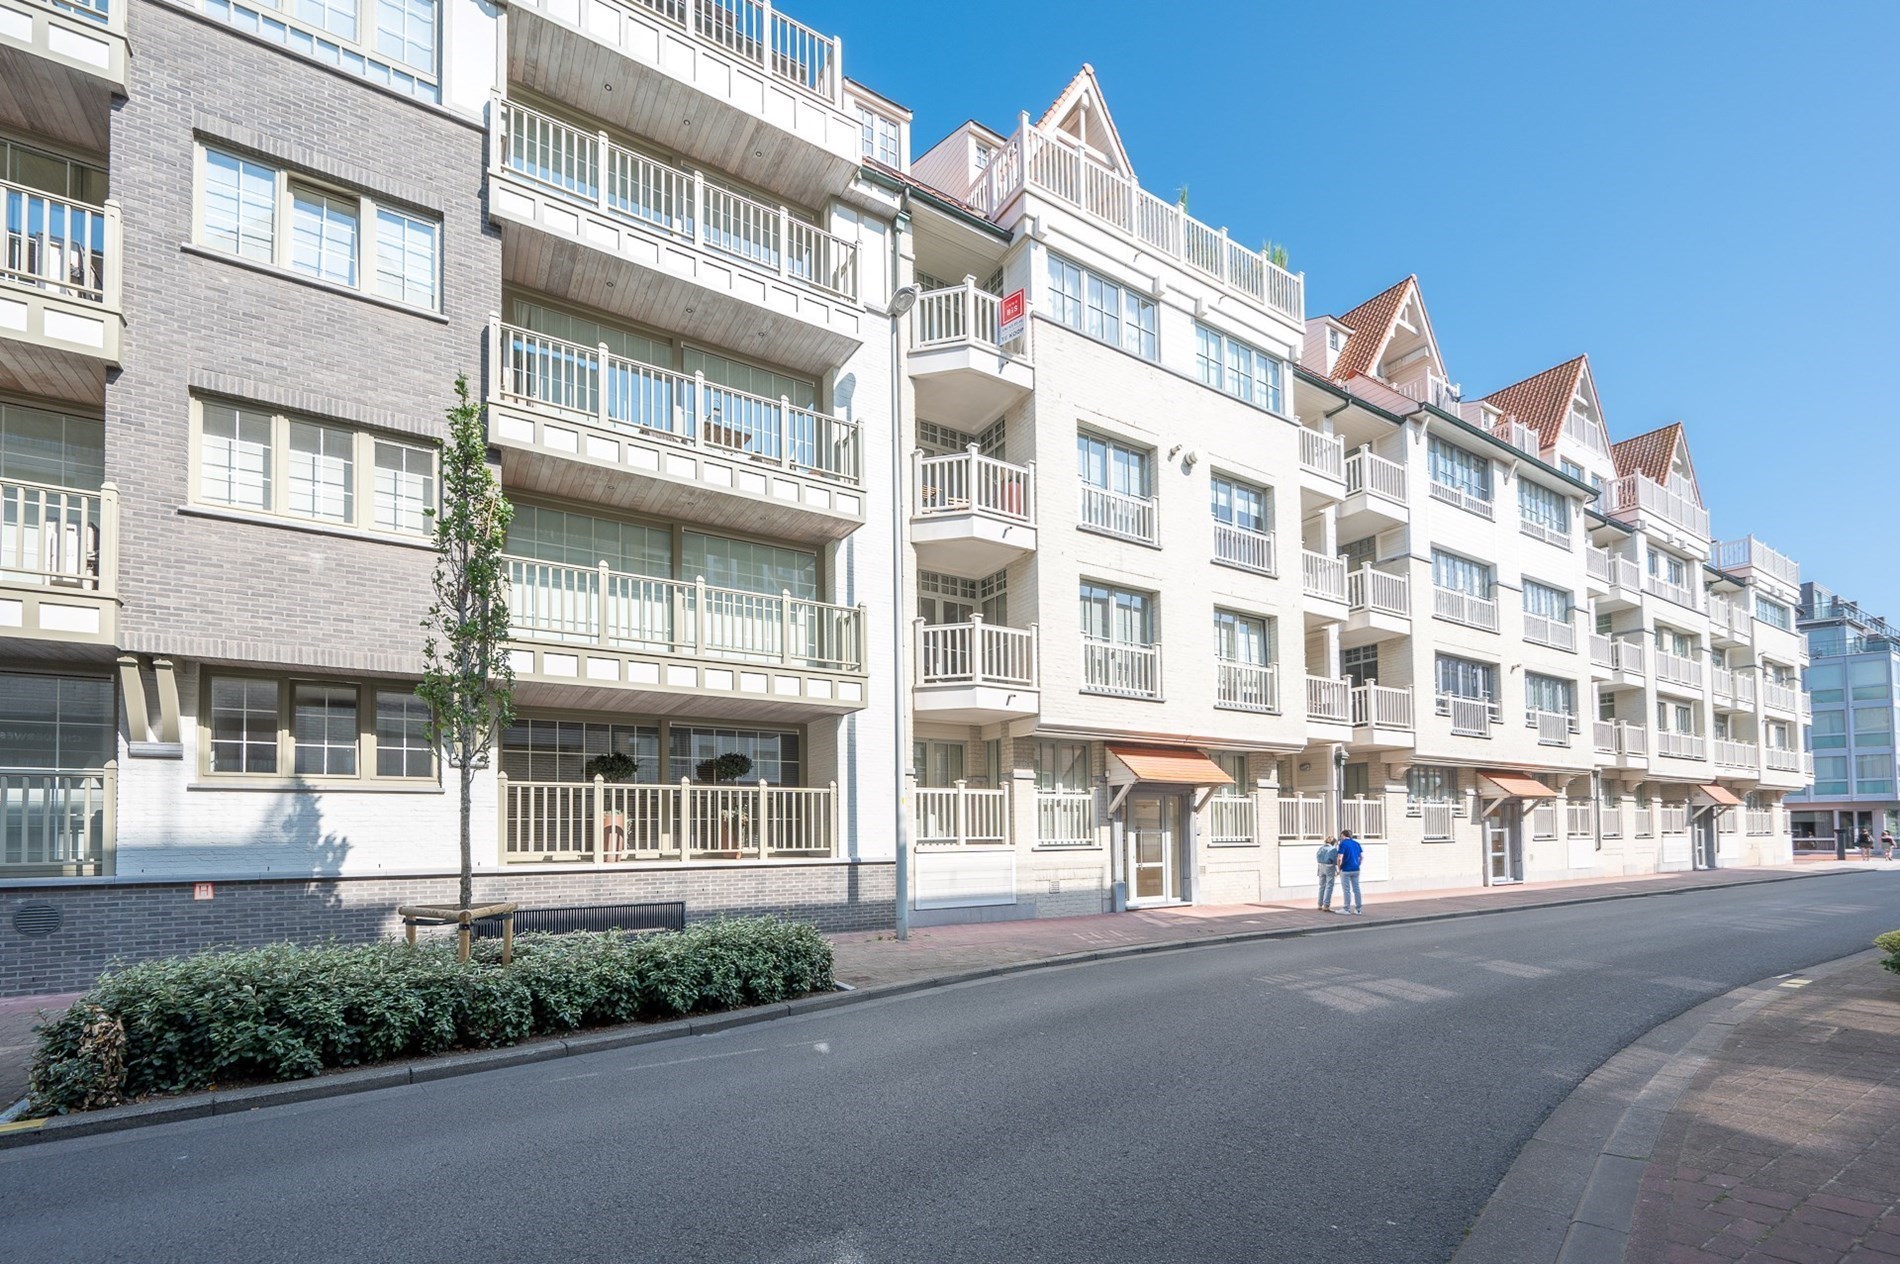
[998,288,1026,344]
[193,883,214,901]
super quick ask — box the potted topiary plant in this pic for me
[695,752,755,853]
[585,751,639,863]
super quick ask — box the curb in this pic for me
[1448,946,1885,1264]
[0,866,1869,1151]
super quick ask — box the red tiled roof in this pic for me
[1106,746,1234,786]
[861,158,981,212]
[1611,423,1684,483]
[1324,276,1415,382]
[1478,356,1587,453]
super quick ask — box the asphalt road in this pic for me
[5,872,1896,1264]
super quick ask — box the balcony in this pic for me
[912,447,1036,577]
[1764,747,1803,774]
[1437,694,1498,739]
[913,618,1039,723]
[1527,709,1579,748]
[1711,535,1799,590]
[1,764,114,876]
[502,0,859,212]
[1297,429,1346,503]
[1344,566,1408,646]
[503,560,866,718]
[1711,667,1756,709]
[1519,517,1571,551]
[967,118,1302,324]
[1341,447,1406,536]
[1761,681,1801,715]
[1654,650,1704,693]
[1707,595,1753,647]
[1587,546,1641,602]
[1419,801,1455,842]
[1746,809,1774,835]
[1657,731,1707,761]
[1643,573,1703,612]
[487,98,863,376]
[1523,611,1577,653]
[1306,675,1349,726]
[1278,796,1330,841]
[908,281,1034,428]
[914,783,1012,848]
[1609,474,1710,540]
[1,182,122,394]
[1036,791,1095,847]
[498,777,838,865]
[1339,797,1387,840]
[1212,521,1275,577]
[0,0,127,104]
[1301,550,1347,611]
[0,475,118,650]
[1597,720,1648,768]
[1078,483,1157,546]
[1426,477,1494,521]
[1714,739,1757,772]
[1081,638,1160,700]
[1214,660,1279,714]
[487,319,862,542]
[1351,683,1414,749]
[1208,792,1256,846]
[1432,586,1499,633]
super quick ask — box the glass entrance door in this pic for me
[1486,802,1524,884]
[1693,811,1718,869]
[1127,793,1178,903]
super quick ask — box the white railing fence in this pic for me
[1306,675,1349,723]
[914,782,1010,847]
[1610,474,1710,538]
[1078,483,1158,544]
[1440,694,1493,738]
[1344,446,1406,502]
[1299,428,1345,480]
[1530,710,1575,747]
[1351,683,1414,729]
[1348,567,1409,616]
[1278,796,1329,841]
[1208,794,1256,845]
[1037,791,1095,846]
[1081,638,1161,698]
[1,179,118,304]
[1420,801,1454,841]
[1213,522,1276,575]
[0,477,117,591]
[1215,660,1279,713]
[915,618,1037,687]
[1657,731,1707,760]
[500,775,838,862]
[1523,611,1576,651]
[1340,797,1385,840]
[912,280,1028,358]
[1,765,114,874]
[1302,549,1347,602]
[914,446,1034,522]
[1433,586,1499,631]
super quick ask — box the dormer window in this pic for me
[1328,328,1346,352]
[973,140,993,171]
[857,105,901,167]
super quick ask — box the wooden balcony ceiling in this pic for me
[0,337,104,408]
[0,44,111,152]
[512,676,858,722]
[509,11,854,210]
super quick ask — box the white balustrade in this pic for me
[1302,550,1347,602]
[912,281,1027,357]
[1594,720,1617,753]
[1761,681,1800,714]
[0,476,116,591]
[1036,791,1095,846]
[1344,447,1406,502]
[1764,747,1802,773]
[1715,739,1756,770]
[1529,710,1575,747]
[1433,586,1499,631]
[1427,477,1495,519]
[1657,731,1707,760]
[1,179,116,304]
[916,619,1037,688]
[1590,634,1614,667]
[1208,794,1256,845]
[1439,694,1493,738]
[1215,661,1279,713]
[1213,522,1276,575]
[1655,651,1704,689]
[1711,536,1800,588]
[1644,574,1703,611]
[1299,428,1345,480]
[499,775,839,863]
[1278,796,1329,841]
[1420,802,1454,841]
[1078,483,1158,543]
[1081,639,1161,698]
[914,447,1034,522]
[0,766,114,874]
[1306,675,1349,723]
[1348,567,1409,616]
[1610,474,1710,538]
[1340,797,1385,840]
[1565,802,1594,837]
[1523,611,1576,651]
[1351,683,1414,730]
[913,782,1011,847]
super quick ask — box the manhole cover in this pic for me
[12,903,62,938]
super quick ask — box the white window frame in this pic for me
[202,672,438,785]
[191,0,441,102]
[1195,323,1286,413]
[1046,251,1158,361]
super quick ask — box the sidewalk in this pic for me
[1624,960,1900,1263]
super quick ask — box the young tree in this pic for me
[418,374,515,911]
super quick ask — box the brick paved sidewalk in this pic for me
[829,862,1874,989]
[1625,958,1900,1263]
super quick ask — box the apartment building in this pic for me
[0,0,904,992]
[1789,584,1899,845]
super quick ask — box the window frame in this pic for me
[195,144,443,312]
[1195,323,1287,413]
[195,0,441,102]
[1045,250,1158,361]
[200,672,439,786]
[1427,436,1493,504]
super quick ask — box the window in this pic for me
[1427,437,1491,504]
[1079,582,1153,646]
[196,401,436,537]
[1,136,108,203]
[1560,458,1586,482]
[1851,660,1890,701]
[973,141,993,172]
[1813,754,1848,797]
[1195,325,1286,412]
[1435,654,1497,704]
[1855,706,1892,746]
[206,675,436,782]
[912,741,965,788]
[1210,475,1269,533]
[1655,627,1693,657]
[501,718,658,783]
[1046,252,1157,360]
[1076,433,1151,499]
[0,672,115,769]
[198,0,440,102]
[1811,710,1847,749]
[1518,479,1571,539]
[668,727,801,785]
[1431,549,1492,598]
[1647,547,1688,587]
[1525,673,1576,716]
[1755,596,1793,631]
[682,532,818,599]
[1856,754,1894,796]
[856,105,901,166]
[1211,752,1249,801]
[1524,580,1573,621]
[1657,701,1696,733]
[197,146,441,311]
[1213,609,1271,665]
[1406,767,1456,803]
[0,401,104,491]
[1035,740,1090,793]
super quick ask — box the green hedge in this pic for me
[28,918,833,1116]
[1876,930,1900,975]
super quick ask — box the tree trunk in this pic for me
[459,757,474,910]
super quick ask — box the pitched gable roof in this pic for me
[1323,276,1415,382]
[1611,423,1686,484]
[1035,64,1134,178]
[1479,356,1587,452]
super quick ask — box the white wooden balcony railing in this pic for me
[1523,611,1576,651]
[1036,791,1095,846]
[1427,477,1495,520]
[1081,639,1160,699]
[1565,802,1594,837]
[505,560,864,670]
[1348,567,1409,617]
[1078,483,1157,544]
[498,775,837,863]
[1306,675,1349,723]
[1483,415,1539,456]
[1609,474,1710,538]
[1707,595,1753,642]
[1,476,116,592]
[1299,428,1345,481]
[1344,447,1406,503]
[1528,710,1577,747]
[1715,739,1757,770]
[1340,797,1386,840]
[1600,800,1622,838]
[1657,731,1707,760]
[493,99,858,300]
[1351,683,1413,729]
[1654,650,1704,689]
[1588,547,1641,591]
[912,280,1028,358]
[1611,638,1646,674]
[966,117,1303,321]
[1594,720,1617,753]
[1419,802,1455,841]
[1278,796,1329,841]
[1215,661,1279,713]
[1746,809,1774,835]
[1302,550,1347,603]
[916,618,1037,688]
[493,319,861,484]
[1,765,115,875]
[1711,668,1757,708]
[1213,522,1276,575]
[1761,681,1801,714]
[1643,574,1703,611]
[1712,536,1800,588]
[1764,747,1802,773]
[1208,794,1256,845]
[1438,694,1495,738]
[1,179,119,306]
[1518,516,1572,550]
[598,0,844,101]
[1433,586,1499,632]
[1589,634,1613,667]
[1610,721,1648,757]
[1531,802,1556,839]
[915,447,1034,522]
[1661,803,1690,834]
[914,782,1011,847]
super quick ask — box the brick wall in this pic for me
[0,861,895,995]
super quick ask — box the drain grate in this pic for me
[11,903,62,938]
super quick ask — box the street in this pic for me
[4,872,1895,1264]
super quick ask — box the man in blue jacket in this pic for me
[1336,829,1364,914]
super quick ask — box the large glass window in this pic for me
[1046,254,1083,328]
[1427,437,1491,504]
[1435,654,1497,703]
[1079,582,1153,646]
[290,186,359,286]
[1855,706,1892,746]
[1518,479,1570,534]
[1210,474,1268,533]
[1807,664,1845,704]
[682,532,818,599]
[1813,754,1848,797]
[1525,673,1576,715]
[500,717,658,783]
[374,0,437,72]
[1034,740,1090,792]
[374,208,438,309]
[1810,710,1847,750]
[1,136,108,203]
[668,727,801,786]
[1851,659,1890,701]
[1431,549,1492,598]
[507,505,672,577]
[1856,754,1894,796]
[1755,596,1793,630]
[199,403,273,512]
[1523,580,1573,620]
[203,149,277,263]
[1195,325,1285,412]
[375,690,434,778]
[207,676,435,781]
[1213,609,1271,665]
[856,105,901,166]
[287,420,355,523]
[0,401,104,491]
[1407,767,1457,803]
[201,0,440,102]
[197,401,434,537]
[0,672,113,768]
[1076,433,1152,498]
[1046,252,1157,360]
[292,683,359,776]
[209,677,280,774]
[373,440,436,535]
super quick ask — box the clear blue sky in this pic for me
[808,0,1900,609]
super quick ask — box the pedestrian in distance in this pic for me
[1315,836,1340,911]
[1859,827,1875,861]
[1883,829,1896,862]
[1336,828,1365,914]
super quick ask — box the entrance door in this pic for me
[1693,810,1719,869]
[1127,793,1179,904]
[1486,802,1524,884]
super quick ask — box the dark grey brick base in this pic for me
[0,863,895,996]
